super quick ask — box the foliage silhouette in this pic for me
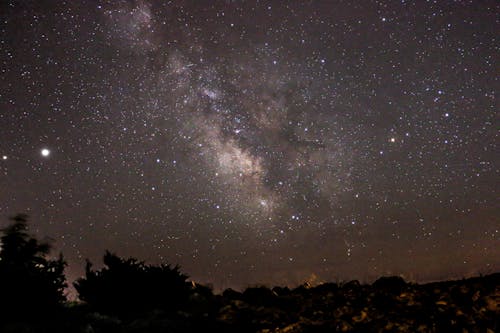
[74,251,193,317]
[0,214,67,320]
[0,214,497,332]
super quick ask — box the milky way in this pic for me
[0,1,498,289]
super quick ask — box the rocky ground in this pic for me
[1,273,498,332]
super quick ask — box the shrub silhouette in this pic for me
[372,275,406,293]
[0,214,67,320]
[74,251,192,317]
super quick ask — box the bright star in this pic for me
[41,148,51,157]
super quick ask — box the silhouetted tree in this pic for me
[0,214,67,320]
[74,251,192,317]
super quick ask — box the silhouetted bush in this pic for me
[242,286,277,306]
[0,214,67,320]
[372,275,406,294]
[222,288,243,301]
[187,283,219,317]
[272,286,291,296]
[74,251,193,317]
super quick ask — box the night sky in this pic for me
[0,1,498,290]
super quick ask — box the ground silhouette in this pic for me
[0,215,498,332]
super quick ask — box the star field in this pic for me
[0,1,498,289]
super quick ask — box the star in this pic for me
[41,148,51,157]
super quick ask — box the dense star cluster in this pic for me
[0,1,498,289]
